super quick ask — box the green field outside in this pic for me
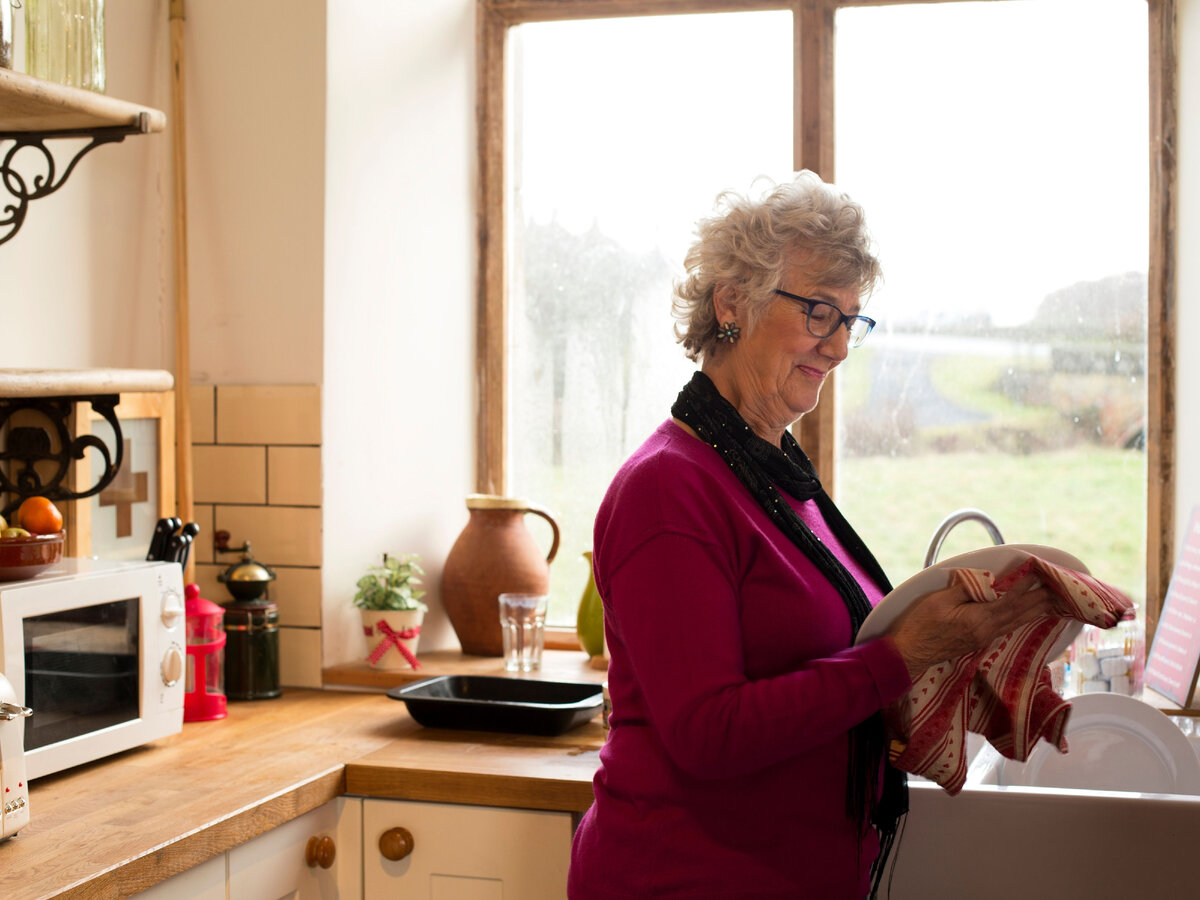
[540,347,1147,629]
[836,447,1146,600]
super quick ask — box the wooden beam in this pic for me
[484,0,1009,25]
[1145,0,1177,644]
[485,0,788,25]
[795,0,838,485]
[477,3,508,494]
[169,0,194,580]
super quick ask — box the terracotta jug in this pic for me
[441,494,561,656]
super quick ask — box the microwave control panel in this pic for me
[153,564,186,703]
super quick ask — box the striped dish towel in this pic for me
[884,556,1134,794]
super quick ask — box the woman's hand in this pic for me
[886,568,1062,681]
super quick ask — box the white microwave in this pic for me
[0,559,186,780]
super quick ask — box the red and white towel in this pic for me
[884,556,1135,794]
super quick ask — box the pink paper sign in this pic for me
[1145,506,1200,707]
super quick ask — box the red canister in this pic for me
[184,584,227,721]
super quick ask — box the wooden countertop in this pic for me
[1,685,604,900]
[346,718,604,814]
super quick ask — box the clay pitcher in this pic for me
[441,494,561,656]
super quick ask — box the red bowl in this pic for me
[0,531,65,582]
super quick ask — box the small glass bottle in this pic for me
[24,0,105,92]
[1,0,14,69]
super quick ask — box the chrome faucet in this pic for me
[923,508,1005,567]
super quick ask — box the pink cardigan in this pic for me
[568,421,911,899]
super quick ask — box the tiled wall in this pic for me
[190,385,323,688]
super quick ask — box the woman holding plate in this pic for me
[567,172,1059,899]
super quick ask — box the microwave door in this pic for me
[22,598,141,754]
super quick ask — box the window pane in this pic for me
[508,12,793,625]
[834,0,1149,680]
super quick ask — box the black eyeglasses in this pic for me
[773,289,876,348]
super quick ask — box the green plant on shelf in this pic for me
[353,553,428,612]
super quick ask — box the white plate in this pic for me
[855,543,1089,660]
[997,692,1200,795]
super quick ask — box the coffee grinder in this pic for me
[214,530,281,700]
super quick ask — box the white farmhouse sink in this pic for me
[888,707,1200,899]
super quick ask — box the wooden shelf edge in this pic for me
[344,765,596,813]
[0,66,166,133]
[0,367,175,397]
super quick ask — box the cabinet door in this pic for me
[362,799,572,900]
[131,854,226,900]
[229,797,363,900]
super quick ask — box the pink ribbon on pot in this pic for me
[364,620,422,669]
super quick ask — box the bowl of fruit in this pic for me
[0,496,65,582]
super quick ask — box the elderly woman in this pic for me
[567,172,1057,899]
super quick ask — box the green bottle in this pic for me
[576,551,605,659]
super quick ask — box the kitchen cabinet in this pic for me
[129,856,226,900]
[362,798,573,899]
[230,796,363,900]
[131,798,362,900]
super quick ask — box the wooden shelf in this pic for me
[0,68,166,246]
[0,367,174,397]
[0,66,165,134]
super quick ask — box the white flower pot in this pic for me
[361,608,424,670]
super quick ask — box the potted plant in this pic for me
[356,553,428,670]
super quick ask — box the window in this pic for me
[833,1,1150,614]
[502,10,793,625]
[477,1,1175,648]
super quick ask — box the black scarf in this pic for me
[671,371,907,898]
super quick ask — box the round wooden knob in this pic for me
[305,835,336,869]
[379,826,415,861]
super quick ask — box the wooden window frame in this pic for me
[476,0,1177,646]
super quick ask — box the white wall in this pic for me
[3,2,171,370]
[4,0,474,669]
[183,0,326,386]
[321,0,476,662]
[179,0,477,663]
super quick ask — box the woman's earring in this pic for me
[716,321,741,344]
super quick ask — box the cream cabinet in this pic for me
[361,798,573,899]
[132,798,362,900]
[130,855,226,900]
[229,796,363,899]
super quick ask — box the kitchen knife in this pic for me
[177,524,198,571]
[147,518,175,561]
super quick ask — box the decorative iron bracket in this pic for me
[0,394,124,519]
[0,111,152,246]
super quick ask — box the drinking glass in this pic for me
[498,593,547,673]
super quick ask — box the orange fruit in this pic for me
[17,496,63,535]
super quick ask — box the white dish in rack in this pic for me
[997,692,1200,796]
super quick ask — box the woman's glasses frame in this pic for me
[773,289,876,347]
